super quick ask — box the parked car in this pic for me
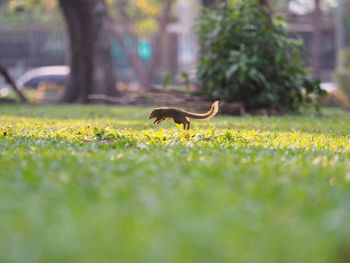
[17,66,69,89]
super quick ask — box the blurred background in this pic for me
[0,0,349,107]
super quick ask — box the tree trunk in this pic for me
[258,0,271,9]
[145,0,173,88]
[258,0,272,21]
[311,0,322,79]
[58,0,119,103]
[201,0,217,9]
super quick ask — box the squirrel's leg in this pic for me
[183,118,190,130]
[155,117,166,124]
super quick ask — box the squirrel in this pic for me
[149,101,219,130]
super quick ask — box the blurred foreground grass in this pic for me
[1,105,350,263]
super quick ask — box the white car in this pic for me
[17,66,70,89]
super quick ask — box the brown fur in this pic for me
[149,101,219,130]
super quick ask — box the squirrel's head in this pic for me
[149,109,160,119]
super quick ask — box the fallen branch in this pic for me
[88,89,246,115]
[0,64,28,103]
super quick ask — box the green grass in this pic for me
[1,105,350,263]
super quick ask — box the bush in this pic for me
[196,0,324,112]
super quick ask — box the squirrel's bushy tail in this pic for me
[185,101,219,120]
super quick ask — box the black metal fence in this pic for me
[0,22,179,83]
[0,23,67,76]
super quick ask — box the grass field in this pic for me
[1,105,350,263]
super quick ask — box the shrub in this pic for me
[196,0,324,112]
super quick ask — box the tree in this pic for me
[58,0,119,103]
[6,0,119,103]
[109,0,174,89]
[311,0,322,79]
[6,0,175,95]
